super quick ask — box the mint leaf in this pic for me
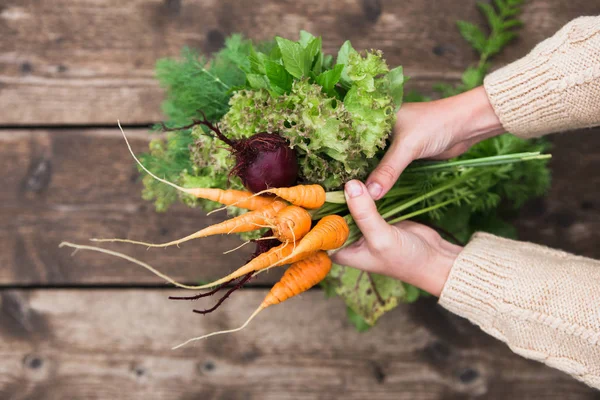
[248,46,267,74]
[265,60,292,94]
[305,36,322,66]
[312,51,323,75]
[323,54,334,70]
[246,74,270,90]
[456,21,487,53]
[315,64,344,96]
[276,37,310,78]
[387,66,404,110]
[269,44,282,61]
[299,30,315,47]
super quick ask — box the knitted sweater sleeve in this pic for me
[439,17,600,389]
[483,16,600,138]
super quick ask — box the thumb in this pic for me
[344,180,391,241]
[365,141,413,200]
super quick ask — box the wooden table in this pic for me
[1,1,599,398]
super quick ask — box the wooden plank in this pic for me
[0,289,596,399]
[0,129,284,285]
[3,127,600,285]
[1,0,599,125]
[515,129,600,259]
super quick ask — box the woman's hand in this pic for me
[365,86,505,199]
[331,180,463,297]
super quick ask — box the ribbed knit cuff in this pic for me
[438,232,518,338]
[483,54,569,139]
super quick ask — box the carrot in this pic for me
[272,215,349,266]
[118,121,274,211]
[191,214,347,289]
[172,251,332,349]
[267,205,312,243]
[255,184,326,209]
[91,200,287,248]
[58,240,313,292]
[187,188,275,210]
[192,242,314,289]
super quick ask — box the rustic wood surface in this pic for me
[1,0,599,398]
[0,0,598,124]
[0,290,597,400]
[3,127,600,285]
[0,129,285,286]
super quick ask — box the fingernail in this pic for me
[367,182,382,199]
[345,180,363,199]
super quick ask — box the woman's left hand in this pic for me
[331,180,462,297]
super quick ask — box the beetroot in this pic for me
[233,133,298,192]
[172,113,298,193]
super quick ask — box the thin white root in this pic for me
[59,242,206,290]
[172,305,264,350]
[256,236,277,241]
[249,222,274,230]
[287,220,296,252]
[206,205,228,216]
[223,240,251,254]
[117,121,196,197]
[90,225,219,248]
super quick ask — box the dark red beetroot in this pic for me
[168,113,298,193]
[234,133,298,192]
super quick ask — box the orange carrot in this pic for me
[92,200,287,248]
[172,251,332,349]
[187,188,275,210]
[191,215,347,289]
[267,205,312,243]
[262,251,332,307]
[193,242,314,289]
[256,184,326,209]
[274,215,349,265]
[118,122,274,210]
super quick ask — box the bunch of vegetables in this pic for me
[61,0,552,343]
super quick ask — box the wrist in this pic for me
[415,242,462,297]
[445,86,505,143]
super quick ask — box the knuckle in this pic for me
[375,164,397,182]
[351,209,373,223]
[370,235,394,253]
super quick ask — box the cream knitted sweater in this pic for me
[439,16,600,389]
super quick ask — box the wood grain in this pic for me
[1,0,598,125]
[3,127,600,285]
[0,129,285,285]
[515,128,600,259]
[0,289,596,400]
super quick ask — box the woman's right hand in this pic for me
[365,86,506,200]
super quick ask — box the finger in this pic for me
[344,180,392,241]
[365,140,413,200]
[330,239,377,271]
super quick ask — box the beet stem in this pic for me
[159,110,236,148]
[193,272,254,315]
[168,277,238,301]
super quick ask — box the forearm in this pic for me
[439,233,600,389]
[484,16,600,138]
